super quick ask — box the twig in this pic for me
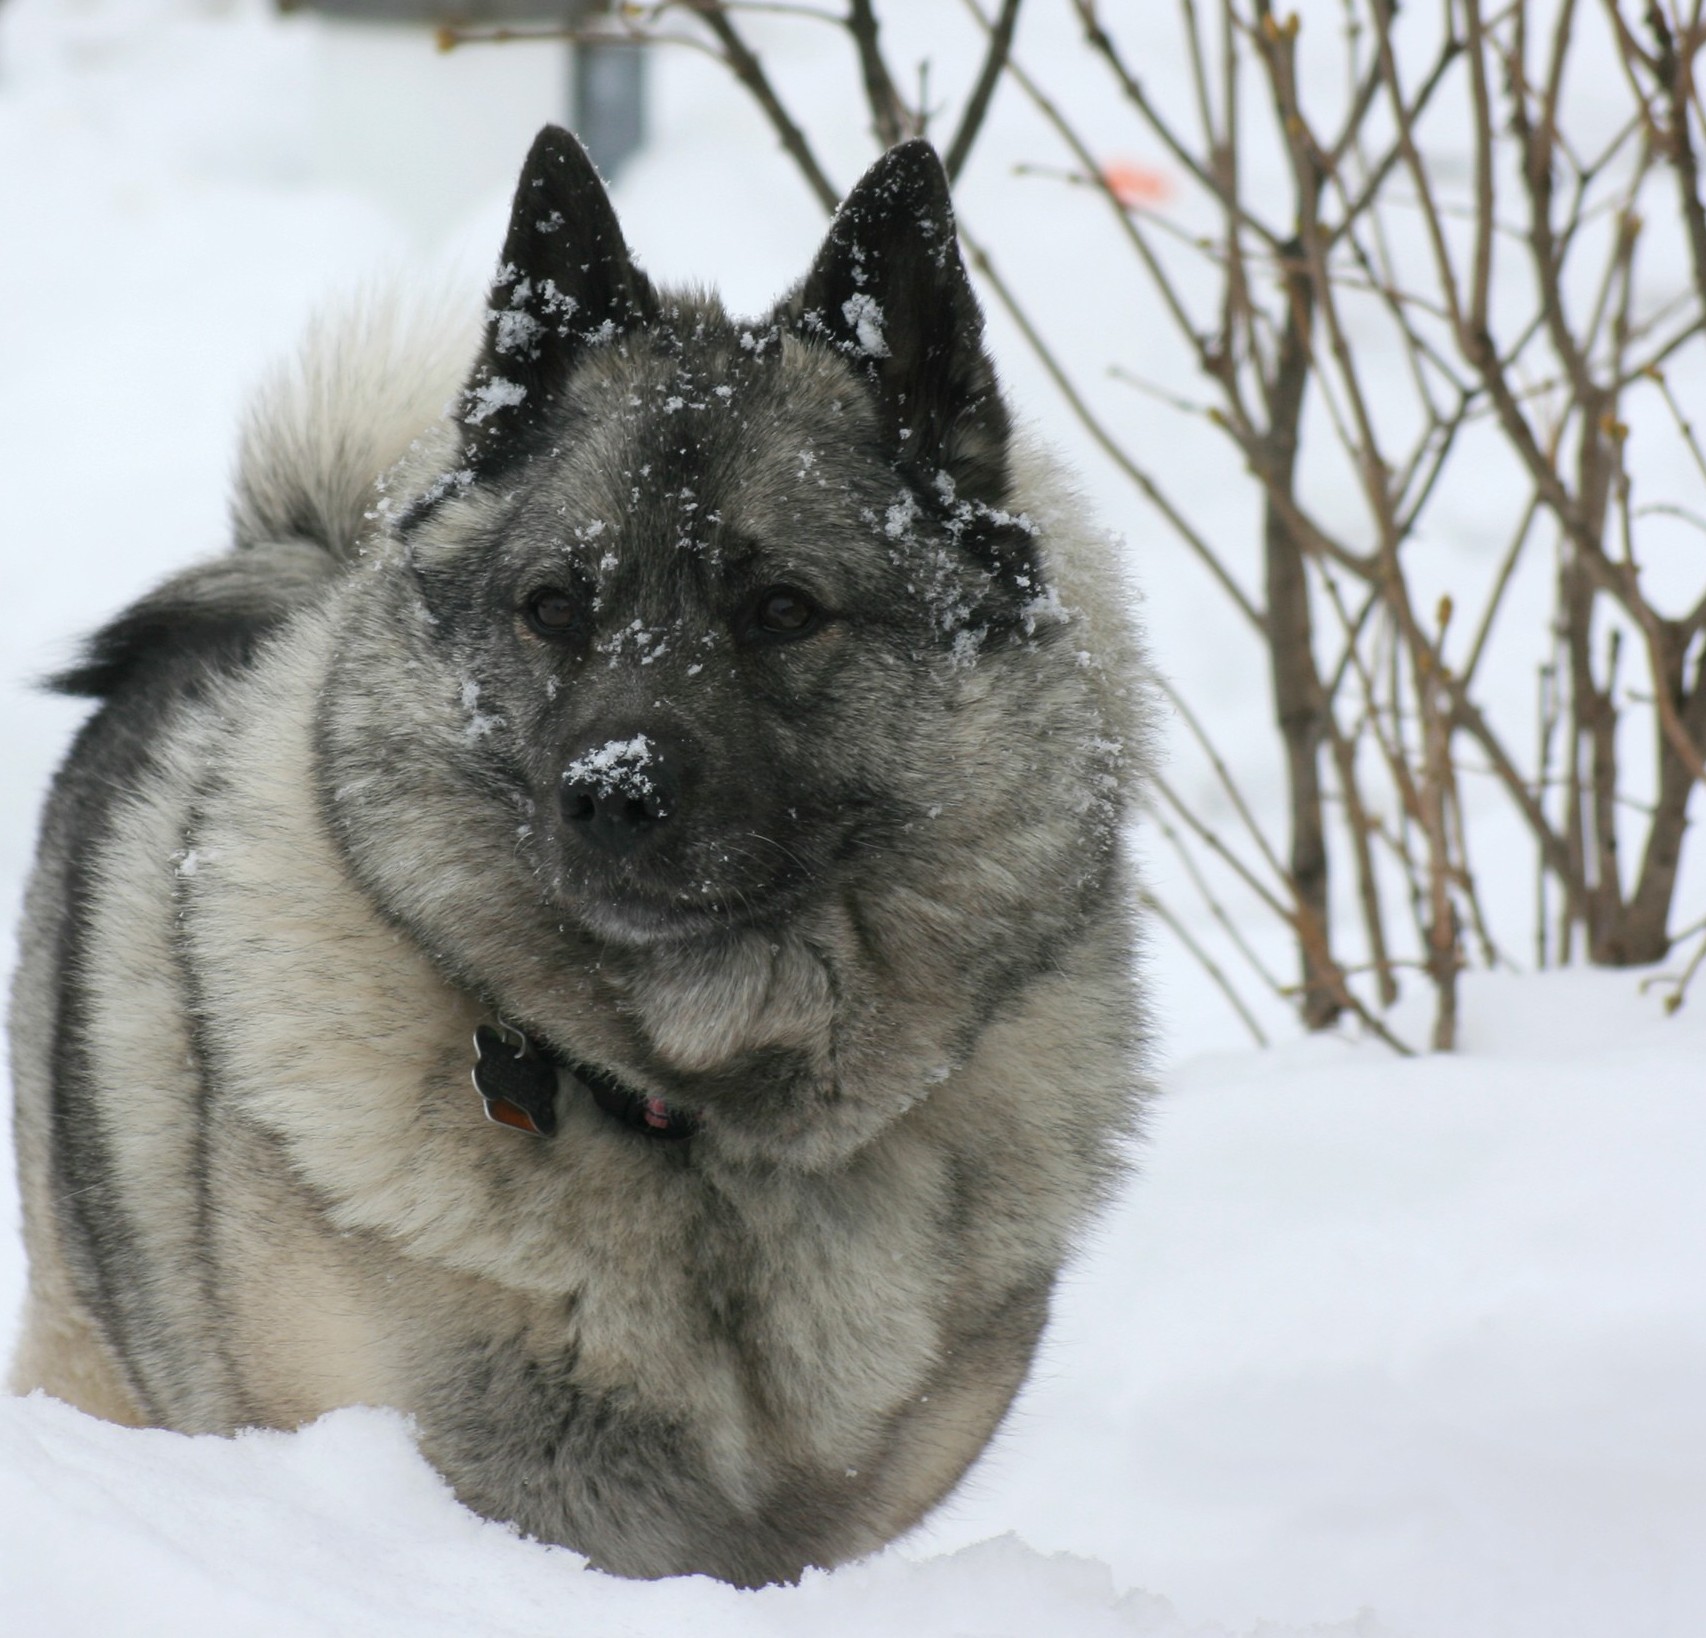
[1153,774,1415,1056]
[1640,924,1706,1014]
[677,0,840,209]
[846,0,911,149]
[1146,800,1292,1000]
[1139,889,1271,1047]
[958,229,1267,631]
[946,0,1022,179]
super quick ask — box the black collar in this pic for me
[471,1021,695,1141]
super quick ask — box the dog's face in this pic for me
[391,131,1055,952]
[312,129,1125,1154]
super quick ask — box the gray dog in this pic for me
[8,128,1149,1585]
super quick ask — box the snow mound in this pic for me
[0,1396,1381,1638]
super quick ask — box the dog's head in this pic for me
[377,128,1068,951]
[311,128,1133,1159]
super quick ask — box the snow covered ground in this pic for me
[2,2,1703,1634]
[3,969,1702,1637]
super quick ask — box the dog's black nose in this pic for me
[560,733,683,855]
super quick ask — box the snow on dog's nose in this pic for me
[560,732,686,855]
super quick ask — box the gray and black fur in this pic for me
[8,129,1150,1585]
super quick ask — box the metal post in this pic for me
[571,34,647,182]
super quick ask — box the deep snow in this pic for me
[3,969,1702,1637]
[2,2,1703,1634]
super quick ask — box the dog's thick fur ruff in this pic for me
[8,130,1150,1585]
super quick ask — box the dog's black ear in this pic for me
[789,141,1011,505]
[460,125,657,475]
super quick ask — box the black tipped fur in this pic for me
[460,125,658,478]
[49,545,336,700]
[788,141,1012,506]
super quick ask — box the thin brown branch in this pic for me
[1647,363,1706,487]
[957,228,1267,630]
[1461,495,1542,686]
[1371,0,1468,335]
[1463,0,1497,337]
[1146,799,1291,1000]
[1152,775,1416,1056]
[946,0,1022,179]
[1330,46,1464,247]
[846,0,911,149]
[1329,718,1399,1007]
[1155,674,1290,886]
[1642,1,1706,299]
[679,0,840,210]
[1139,889,1271,1047]
[1073,0,1283,249]
[983,17,1209,351]
[1643,923,1706,1013]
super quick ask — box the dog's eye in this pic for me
[750,586,821,641]
[523,588,581,638]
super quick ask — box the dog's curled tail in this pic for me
[231,292,475,561]
[53,296,476,700]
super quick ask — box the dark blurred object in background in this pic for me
[279,0,647,182]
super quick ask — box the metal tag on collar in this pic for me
[472,1020,560,1138]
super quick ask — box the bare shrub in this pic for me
[445,1,1706,1049]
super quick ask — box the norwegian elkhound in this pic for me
[8,128,1148,1584]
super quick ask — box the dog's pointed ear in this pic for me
[459,125,656,474]
[788,141,1011,504]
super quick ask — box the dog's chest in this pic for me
[491,1133,953,1462]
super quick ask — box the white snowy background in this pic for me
[2,2,1704,1633]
